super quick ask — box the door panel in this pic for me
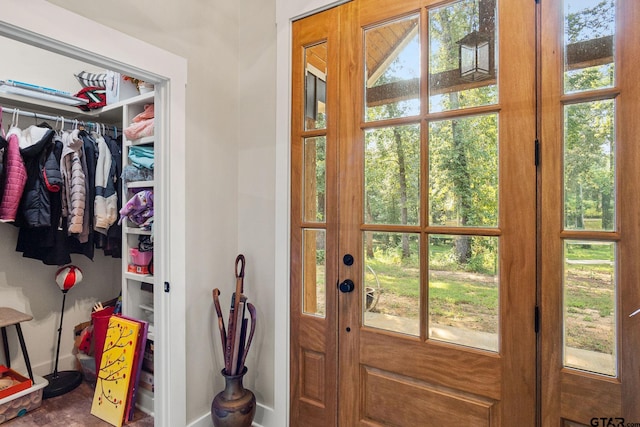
[540,0,640,424]
[292,0,536,425]
[343,0,536,425]
[291,7,340,426]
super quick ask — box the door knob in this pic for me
[338,279,355,293]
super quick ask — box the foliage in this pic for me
[565,0,615,43]
[564,100,614,230]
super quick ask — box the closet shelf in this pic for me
[0,91,91,119]
[0,79,86,106]
[124,226,152,236]
[139,303,154,313]
[126,180,155,189]
[136,388,154,416]
[126,136,154,146]
[124,272,154,283]
[0,88,155,125]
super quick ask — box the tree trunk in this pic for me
[450,99,472,264]
[393,127,411,258]
[365,198,375,258]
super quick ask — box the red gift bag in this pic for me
[91,306,115,373]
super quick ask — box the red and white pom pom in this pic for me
[55,265,83,291]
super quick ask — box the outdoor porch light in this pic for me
[457,30,492,82]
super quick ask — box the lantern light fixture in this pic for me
[457,0,493,82]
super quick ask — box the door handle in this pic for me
[338,279,355,293]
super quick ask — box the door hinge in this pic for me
[164,281,170,293]
[535,139,540,166]
[534,305,540,333]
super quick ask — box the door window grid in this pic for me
[561,0,618,377]
[360,1,501,352]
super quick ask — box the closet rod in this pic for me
[1,106,121,134]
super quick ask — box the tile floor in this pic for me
[3,381,153,427]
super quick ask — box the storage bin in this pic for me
[0,375,47,424]
[129,248,153,266]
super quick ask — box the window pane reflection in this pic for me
[305,43,327,130]
[429,0,497,113]
[564,0,615,94]
[364,15,420,121]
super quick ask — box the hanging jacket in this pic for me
[103,133,122,258]
[93,132,117,234]
[60,129,86,234]
[65,130,96,260]
[0,130,28,222]
[16,135,72,266]
[16,125,61,228]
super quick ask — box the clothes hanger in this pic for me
[11,108,19,129]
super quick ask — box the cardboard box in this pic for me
[0,366,32,400]
[0,375,47,424]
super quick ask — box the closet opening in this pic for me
[0,4,187,426]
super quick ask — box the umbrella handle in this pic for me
[212,289,227,352]
[235,254,245,279]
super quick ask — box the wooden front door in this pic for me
[540,0,640,425]
[290,0,536,427]
[291,0,537,425]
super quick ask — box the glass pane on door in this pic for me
[363,231,420,336]
[428,0,498,113]
[563,0,615,94]
[364,124,420,226]
[429,114,499,228]
[303,229,326,317]
[428,234,499,352]
[305,42,327,130]
[563,100,615,231]
[303,136,327,223]
[563,240,616,376]
[364,15,420,121]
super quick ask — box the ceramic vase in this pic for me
[211,367,256,427]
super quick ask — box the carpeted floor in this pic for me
[3,380,153,427]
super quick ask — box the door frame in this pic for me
[0,2,188,426]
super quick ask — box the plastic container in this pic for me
[129,248,153,266]
[0,375,47,424]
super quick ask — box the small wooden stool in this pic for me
[0,307,34,382]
